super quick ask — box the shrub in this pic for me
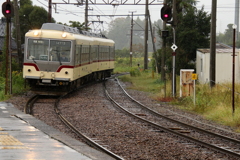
[130,67,141,77]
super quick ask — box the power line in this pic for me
[88,14,145,16]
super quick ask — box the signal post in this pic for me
[2,0,14,95]
[160,2,177,97]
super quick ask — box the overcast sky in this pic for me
[0,0,237,33]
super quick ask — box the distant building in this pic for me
[196,43,240,84]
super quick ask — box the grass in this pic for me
[0,71,28,101]
[1,57,239,132]
[115,57,240,132]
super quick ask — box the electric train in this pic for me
[23,23,115,94]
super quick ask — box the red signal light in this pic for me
[164,14,169,18]
[2,2,14,18]
[160,5,172,22]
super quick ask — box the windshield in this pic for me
[27,39,71,62]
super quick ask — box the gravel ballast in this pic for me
[6,79,240,159]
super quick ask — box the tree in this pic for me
[106,17,162,51]
[68,21,90,31]
[216,24,240,47]
[18,0,55,43]
[19,0,32,6]
[157,1,210,73]
[107,17,131,50]
[132,43,144,57]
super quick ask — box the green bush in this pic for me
[130,67,141,77]
[0,71,27,101]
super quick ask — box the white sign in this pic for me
[171,44,178,51]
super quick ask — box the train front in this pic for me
[23,27,74,94]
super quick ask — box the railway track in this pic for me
[24,95,40,114]
[104,78,240,159]
[25,87,124,160]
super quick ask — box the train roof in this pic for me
[25,23,114,46]
[41,23,108,39]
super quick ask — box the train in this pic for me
[23,23,115,94]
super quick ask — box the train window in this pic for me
[81,45,90,64]
[91,46,98,62]
[110,46,115,60]
[27,39,71,62]
[75,45,81,64]
[50,40,71,62]
[27,39,49,61]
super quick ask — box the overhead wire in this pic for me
[36,0,84,17]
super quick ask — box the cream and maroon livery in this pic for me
[23,23,114,93]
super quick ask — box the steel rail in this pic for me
[115,78,240,145]
[104,81,240,158]
[24,95,40,114]
[54,89,124,160]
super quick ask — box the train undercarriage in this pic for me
[26,70,113,96]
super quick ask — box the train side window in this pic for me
[92,46,98,62]
[79,45,81,64]
[110,46,115,60]
[75,45,81,64]
[81,45,90,64]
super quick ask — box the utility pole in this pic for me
[13,0,22,69]
[235,0,239,40]
[148,10,158,73]
[85,0,88,31]
[172,0,177,97]
[48,0,52,22]
[144,0,149,70]
[232,24,237,115]
[210,0,217,88]
[2,0,14,95]
[5,18,9,95]
[129,11,136,67]
[161,0,167,82]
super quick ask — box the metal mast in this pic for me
[235,0,239,40]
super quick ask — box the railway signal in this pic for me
[2,0,14,95]
[2,1,14,19]
[161,30,169,38]
[160,5,172,22]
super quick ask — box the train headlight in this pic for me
[62,32,67,38]
[51,73,55,78]
[33,31,39,36]
[28,69,31,72]
[40,72,44,77]
[65,71,68,75]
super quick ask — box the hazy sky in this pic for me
[197,0,236,33]
[0,0,237,33]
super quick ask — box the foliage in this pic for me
[156,1,211,74]
[113,57,146,74]
[115,46,144,59]
[11,71,26,94]
[106,17,162,51]
[68,21,91,31]
[0,71,27,101]
[17,0,56,43]
[130,67,141,77]
[119,72,165,94]
[177,83,240,131]
[216,24,240,48]
[115,48,130,58]
[118,67,240,132]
